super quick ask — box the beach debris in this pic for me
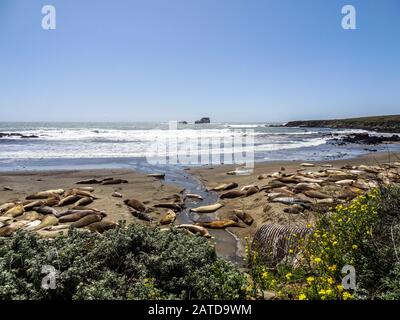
[112,192,123,198]
[234,209,254,226]
[159,209,176,225]
[252,224,311,267]
[177,224,212,238]
[190,203,224,213]
[211,182,238,192]
[196,219,239,229]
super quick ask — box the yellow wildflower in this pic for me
[298,293,307,300]
[342,292,353,300]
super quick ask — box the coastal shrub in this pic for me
[0,224,247,300]
[248,185,400,300]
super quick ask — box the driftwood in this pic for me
[251,224,311,268]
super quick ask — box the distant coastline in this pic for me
[284,114,400,133]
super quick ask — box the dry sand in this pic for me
[1,151,399,257]
[189,151,400,247]
[0,169,181,224]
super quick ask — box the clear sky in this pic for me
[0,0,399,122]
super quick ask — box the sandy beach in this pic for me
[0,169,181,225]
[189,151,400,248]
[1,151,399,261]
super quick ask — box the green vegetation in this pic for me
[248,185,400,300]
[0,223,246,300]
[1,185,399,300]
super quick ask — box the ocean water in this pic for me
[1,122,399,171]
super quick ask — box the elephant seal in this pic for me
[234,209,254,226]
[147,173,165,179]
[75,197,93,206]
[270,197,310,205]
[0,220,30,237]
[184,193,203,200]
[24,200,44,211]
[335,179,355,186]
[4,204,25,218]
[177,224,212,238]
[58,195,81,206]
[33,206,59,216]
[101,179,128,185]
[0,202,16,213]
[159,209,176,225]
[190,203,223,213]
[301,163,315,167]
[76,178,101,184]
[245,186,259,197]
[71,214,102,228]
[37,229,68,238]
[65,189,97,199]
[56,209,103,218]
[128,208,153,222]
[283,205,304,214]
[26,189,64,200]
[124,199,146,212]
[86,220,117,233]
[22,211,44,221]
[304,190,331,199]
[59,210,101,223]
[30,215,59,231]
[196,219,238,229]
[211,182,238,192]
[220,190,245,199]
[153,202,183,211]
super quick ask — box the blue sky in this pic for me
[0,0,399,122]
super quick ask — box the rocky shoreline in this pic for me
[284,115,400,133]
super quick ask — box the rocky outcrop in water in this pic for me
[0,133,39,139]
[329,133,400,145]
[195,117,210,124]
